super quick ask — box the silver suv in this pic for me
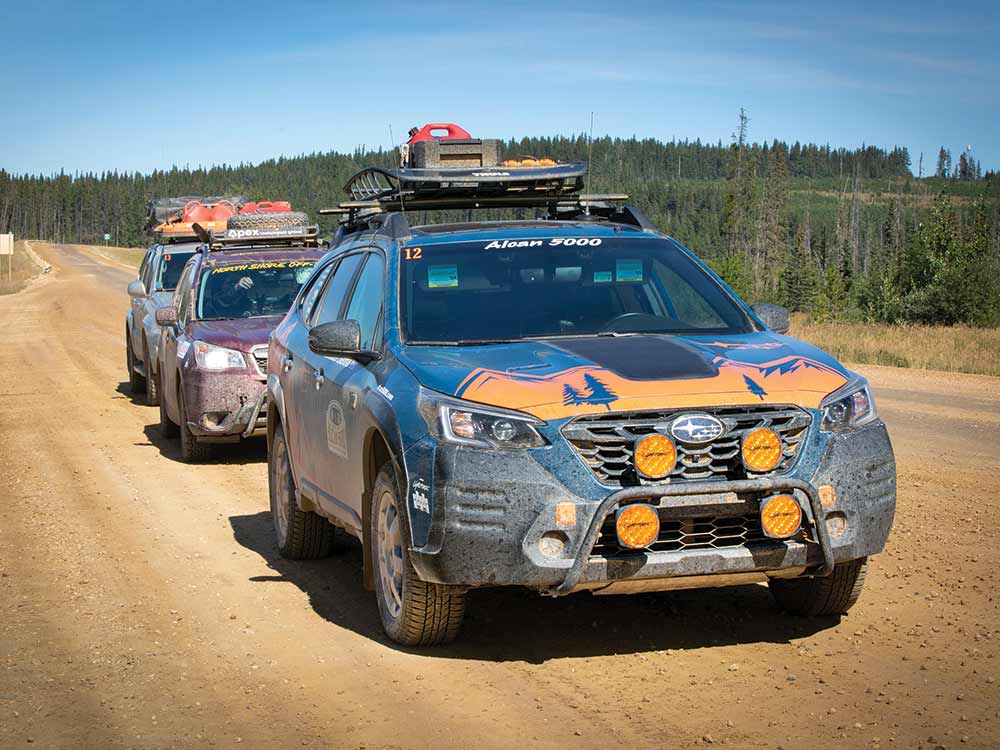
[125,242,198,404]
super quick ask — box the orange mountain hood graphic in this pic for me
[399,333,850,421]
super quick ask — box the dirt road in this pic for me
[2,243,998,750]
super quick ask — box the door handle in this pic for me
[282,354,294,373]
[313,368,324,390]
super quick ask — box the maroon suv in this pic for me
[156,234,325,461]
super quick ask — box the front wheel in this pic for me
[126,333,145,394]
[144,340,159,406]
[269,422,336,559]
[371,463,466,646]
[769,558,868,616]
[178,388,212,463]
[159,383,179,438]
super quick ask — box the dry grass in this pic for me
[790,314,1000,377]
[0,241,46,294]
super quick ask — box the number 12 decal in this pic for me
[404,247,423,261]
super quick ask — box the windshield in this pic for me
[401,236,753,343]
[156,251,195,291]
[197,260,316,320]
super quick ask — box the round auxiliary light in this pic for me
[760,494,803,539]
[616,504,661,550]
[742,427,783,472]
[633,434,677,480]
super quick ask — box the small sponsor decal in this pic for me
[376,384,394,401]
[177,340,190,359]
[593,270,613,283]
[412,478,430,513]
[615,259,643,282]
[223,226,312,239]
[427,265,458,289]
[325,400,347,458]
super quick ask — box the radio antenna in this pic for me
[585,112,595,212]
[388,123,405,215]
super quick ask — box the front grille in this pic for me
[562,405,811,488]
[590,503,814,558]
[250,346,268,376]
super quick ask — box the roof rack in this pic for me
[321,163,647,225]
[318,123,657,237]
[197,223,326,252]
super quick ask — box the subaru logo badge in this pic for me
[668,413,724,444]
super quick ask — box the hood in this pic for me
[189,316,282,352]
[397,332,850,420]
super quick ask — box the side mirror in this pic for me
[155,306,178,327]
[751,302,790,334]
[308,320,375,362]
[127,279,147,298]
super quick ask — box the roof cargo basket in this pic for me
[320,123,655,236]
[146,195,250,231]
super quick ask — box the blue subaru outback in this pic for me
[265,129,895,646]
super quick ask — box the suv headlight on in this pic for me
[193,340,246,370]
[418,388,547,449]
[820,377,877,432]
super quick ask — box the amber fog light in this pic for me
[760,494,802,539]
[742,427,782,472]
[634,434,677,479]
[616,504,660,549]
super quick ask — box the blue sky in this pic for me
[2,0,997,176]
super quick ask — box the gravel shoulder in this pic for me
[1,243,998,749]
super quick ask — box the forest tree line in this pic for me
[1,118,998,326]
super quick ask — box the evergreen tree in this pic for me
[779,220,819,311]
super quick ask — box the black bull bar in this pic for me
[547,477,835,596]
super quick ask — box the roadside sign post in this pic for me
[0,234,13,281]
[103,232,111,246]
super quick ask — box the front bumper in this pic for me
[406,420,896,595]
[182,371,267,440]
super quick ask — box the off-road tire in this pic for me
[144,340,160,406]
[226,211,309,232]
[269,422,336,560]
[126,333,145,394]
[371,462,465,646]
[178,388,212,463]
[769,557,868,616]
[159,383,180,438]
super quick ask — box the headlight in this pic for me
[418,388,547,449]
[820,378,877,432]
[193,340,246,370]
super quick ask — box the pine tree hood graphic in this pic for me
[397,332,850,421]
